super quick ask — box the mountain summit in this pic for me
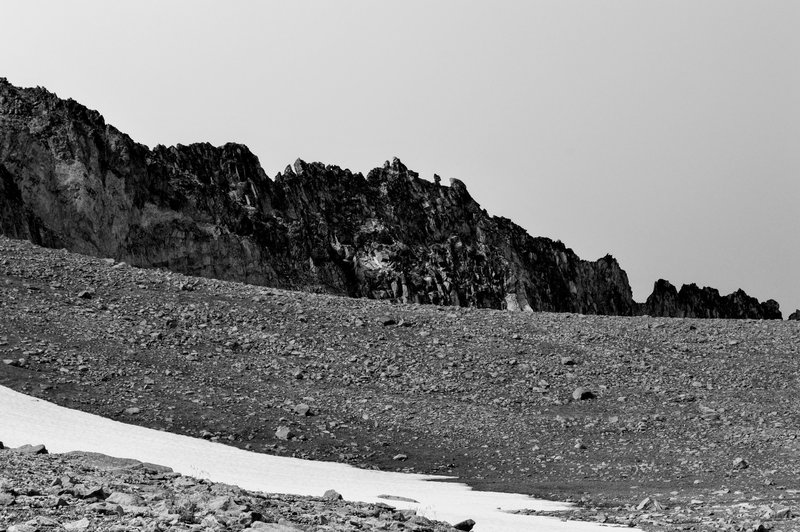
[0,78,781,319]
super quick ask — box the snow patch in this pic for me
[0,385,627,531]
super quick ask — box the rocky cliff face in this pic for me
[0,78,782,318]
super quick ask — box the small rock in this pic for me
[88,501,123,514]
[77,289,94,299]
[123,407,140,415]
[323,489,342,501]
[408,515,434,526]
[732,457,749,469]
[206,494,238,512]
[374,502,396,511]
[636,497,652,511]
[275,426,295,441]
[773,506,792,519]
[51,496,69,508]
[106,492,144,506]
[7,525,37,532]
[294,403,312,416]
[240,511,265,525]
[71,484,107,499]
[58,476,76,487]
[698,404,720,421]
[572,387,595,401]
[63,518,90,531]
[561,357,576,366]
[454,518,476,531]
[380,316,397,326]
[392,453,408,461]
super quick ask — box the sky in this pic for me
[0,384,617,531]
[1,1,798,313]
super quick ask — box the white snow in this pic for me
[0,385,631,531]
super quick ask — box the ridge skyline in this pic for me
[0,77,785,319]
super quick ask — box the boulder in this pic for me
[322,489,342,501]
[275,426,295,441]
[454,519,476,531]
[14,444,47,455]
[572,387,595,401]
[293,403,312,416]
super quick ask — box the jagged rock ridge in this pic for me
[642,279,781,319]
[0,78,781,318]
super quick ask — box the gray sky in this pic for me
[2,1,798,313]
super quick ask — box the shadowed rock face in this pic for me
[641,279,782,320]
[0,78,781,318]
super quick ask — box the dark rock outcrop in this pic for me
[641,279,782,320]
[0,78,782,319]
[789,310,800,321]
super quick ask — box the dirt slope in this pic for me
[1,236,799,531]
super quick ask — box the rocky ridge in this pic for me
[0,78,781,319]
[644,280,782,320]
[0,445,460,532]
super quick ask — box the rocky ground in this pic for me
[0,444,461,532]
[2,236,800,531]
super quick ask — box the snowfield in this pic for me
[1,385,629,531]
